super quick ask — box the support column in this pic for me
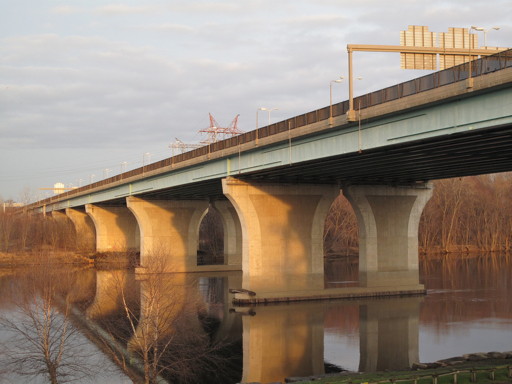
[126,197,209,272]
[213,199,242,267]
[222,177,339,302]
[343,184,433,289]
[85,204,139,252]
[65,208,96,251]
[50,210,69,223]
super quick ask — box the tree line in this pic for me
[325,173,512,256]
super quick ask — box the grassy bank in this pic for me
[0,250,138,268]
[291,358,512,384]
[0,250,94,267]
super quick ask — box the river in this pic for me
[0,254,510,383]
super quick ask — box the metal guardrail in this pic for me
[29,49,512,210]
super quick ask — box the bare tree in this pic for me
[198,206,224,265]
[0,265,107,383]
[324,194,358,257]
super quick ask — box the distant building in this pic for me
[2,201,24,213]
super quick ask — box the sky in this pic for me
[1,0,511,202]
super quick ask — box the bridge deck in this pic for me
[28,49,512,211]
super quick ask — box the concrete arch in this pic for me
[85,204,140,253]
[343,184,433,289]
[126,197,209,272]
[65,207,96,251]
[222,177,340,300]
[197,204,224,265]
[212,199,243,267]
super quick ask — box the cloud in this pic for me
[51,5,83,15]
[1,0,512,201]
[95,4,158,15]
[142,23,195,34]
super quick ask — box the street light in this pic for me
[142,152,151,175]
[468,26,482,87]
[329,76,344,125]
[256,107,278,144]
[472,26,500,47]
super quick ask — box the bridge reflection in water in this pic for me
[69,268,422,383]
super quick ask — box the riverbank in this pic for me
[285,352,512,384]
[0,250,93,267]
[0,250,137,268]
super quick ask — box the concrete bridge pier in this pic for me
[65,208,96,251]
[126,196,209,272]
[222,177,339,302]
[343,184,433,290]
[85,204,140,253]
[50,210,68,222]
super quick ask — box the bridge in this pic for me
[27,49,512,304]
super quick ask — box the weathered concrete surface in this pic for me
[223,177,339,301]
[344,184,433,289]
[65,207,96,251]
[126,197,208,272]
[85,204,140,252]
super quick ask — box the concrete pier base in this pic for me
[126,197,209,272]
[65,208,96,251]
[222,177,339,303]
[344,184,433,290]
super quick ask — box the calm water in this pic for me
[0,254,511,383]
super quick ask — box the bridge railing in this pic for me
[29,49,512,209]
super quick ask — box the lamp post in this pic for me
[468,26,481,88]
[346,45,364,122]
[472,26,500,47]
[329,76,344,125]
[142,152,151,175]
[256,107,278,145]
[467,26,500,88]
[120,161,128,180]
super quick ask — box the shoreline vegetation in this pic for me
[0,250,138,269]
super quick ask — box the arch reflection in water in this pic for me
[358,297,421,372]
[234,295,422,383]
[234,302,325,384]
